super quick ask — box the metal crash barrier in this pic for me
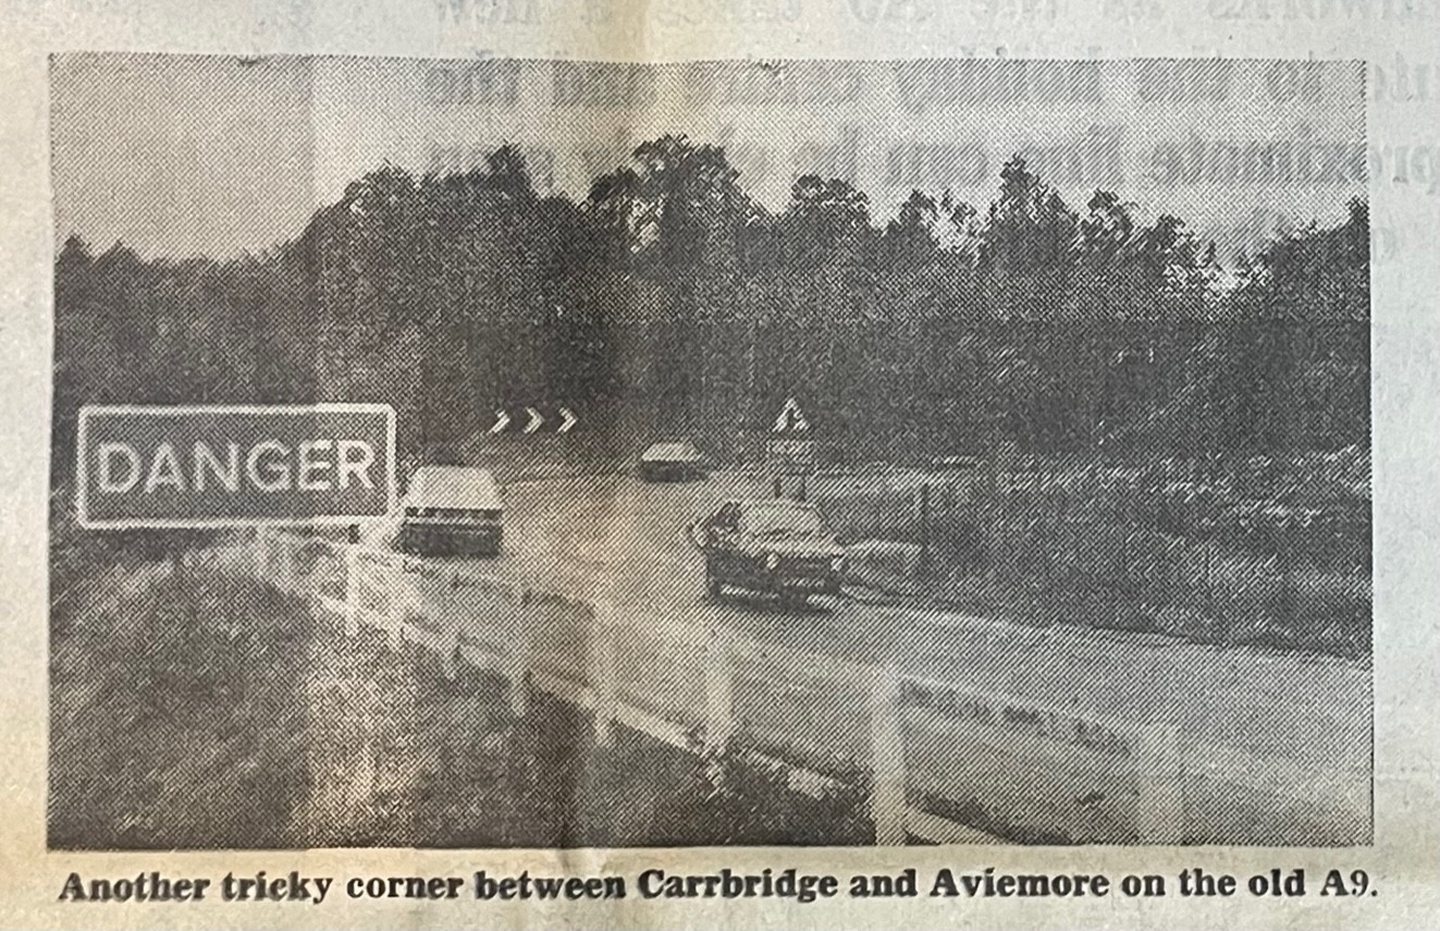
[248,528,1361,846]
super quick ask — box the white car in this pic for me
[638,441,706,482]
[397,466,505,557]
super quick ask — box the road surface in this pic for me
[335,471,1370,844]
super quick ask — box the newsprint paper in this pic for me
[1,0,1438,927]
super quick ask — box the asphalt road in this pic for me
[376,471,1370,844]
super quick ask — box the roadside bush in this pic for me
[50,564,315,848]
[51,558,882,848]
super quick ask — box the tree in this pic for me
[48,139,1370,478]
[981,157,1078,281]
[882,190,941,267]
[1216,198,1369,452]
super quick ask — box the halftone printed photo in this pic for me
[47,54,1369,850]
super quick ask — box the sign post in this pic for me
[766,396,816,500]
[76,404,396,529]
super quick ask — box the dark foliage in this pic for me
[51,141,1369,481]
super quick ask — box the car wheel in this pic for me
[778,593,806,612]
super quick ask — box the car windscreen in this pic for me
[740,505,826,538]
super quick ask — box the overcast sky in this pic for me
[51,54,1366,264]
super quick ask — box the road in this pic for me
[358,471,1370,844]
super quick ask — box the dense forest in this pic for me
[51,137,1370,478]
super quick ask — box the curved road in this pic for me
[383,471,1369,844]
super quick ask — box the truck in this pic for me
[398,465,504,558]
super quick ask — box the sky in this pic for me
[50,54,1367,264]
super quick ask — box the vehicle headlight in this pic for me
[831,555,845,573]
[765,552,780,570]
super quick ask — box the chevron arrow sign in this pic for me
[489,405,581,436]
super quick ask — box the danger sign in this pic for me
[76,404,396,528]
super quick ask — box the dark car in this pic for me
[695,498,845,608]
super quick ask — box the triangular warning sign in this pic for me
[773,397,809,433]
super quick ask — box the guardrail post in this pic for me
[1136,721,1184,844]
[270,535,286,591]
[440,628,460,679]
[343,546,360,638]
[503,591,530,718]
[252,529,269,579]
[704,626,734,754]
[433,569,460,679]
[385,563,405,651]
[869,665,908,845]
[285,535,302,592]
[589,606,618,747]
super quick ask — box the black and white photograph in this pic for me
[47,54,1371,849]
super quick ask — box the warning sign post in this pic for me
[76,404,397,529]
[766,396,816,499]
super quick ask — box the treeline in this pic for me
[51,138,1369,476]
